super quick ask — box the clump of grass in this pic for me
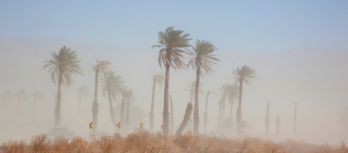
[1,130,347,153]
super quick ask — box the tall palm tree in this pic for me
[44,46,83,126]
[14,90,26,122]
[0,90,14,116]
[152,26,192,136]
[90,59,110,132]
[219,84,230,120]
[101,71,124,131]
[188,40,220,134]
[204,91,217,133]
[124,89,136,134]
[233,65,256,137]
[32,91,43,122]
[149,73,164,132]
[76,86,89,123]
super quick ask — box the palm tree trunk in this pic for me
[163,63,170,136]
[176,103,193,136]
[32,97,36,122]
[236,80,243,137]
[14,94,21,122]
[107,90,118,131]
[187,87,194,132]
[170,95,174,134]
[204,92,210,134]
[120,96,125,132]
[0,97,7,116]
[294,102,297,137]
[125,98,130,134]
[218,98,222,128]
[265,102,270,134]
[222,93,226,121]
[149,79,156,132]
[92,70,99,133]
[276,114,280,135]
[55,73,63,126]
[194,67,201,134]
[76,93,81,123]
[230,102,233,119]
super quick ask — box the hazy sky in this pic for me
[0,0,347,53]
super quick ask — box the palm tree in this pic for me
[152,26,192,136]
[101,71,124,131]
[149,73,164,132]
[0,90,14,116]
[44,46,83,126]
[32,91,43,122]
[120,87,128,130]
[188,39,220,135]
[14,90,27,122]
[76,86,89,123]
[124,89,136,134]
[176,103,193,136]
[232,65,256,137]
[204,91,217,133]
[90,59,110,132]
[219,84,230,121]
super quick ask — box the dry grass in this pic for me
[1,129,347,153]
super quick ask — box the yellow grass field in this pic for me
[1,130,347,153]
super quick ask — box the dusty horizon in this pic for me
[0,38,347,145]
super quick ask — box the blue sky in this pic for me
[0,0,347,53]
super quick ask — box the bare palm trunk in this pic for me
[170,95,174,134]
[176,103,193,136]
[120,96,125,133]
[265,102,270,134]
[125,98,130,134]
[107,90,118,131]
[14,94,21,122]
[276,114,280,135]
[163,63,170,136]
[236,80,243,137]
[187,87,194,132]
[218,98,222,128]
[32,97,36,122]
[204,92,210,134]
[222,94,226,121]
[193,67,201,134]
[55,73,63,126]
[92,70,99,133]
[294,102,297,138]
[230,102,233,119]
[0,97,7,117]
[149,79,156,132]
[76,93,82,123]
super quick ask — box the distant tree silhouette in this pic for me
[149,73,164,132]
[14,90,26,122]
[32,91,43,122]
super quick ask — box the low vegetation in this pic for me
[1,130,347,153]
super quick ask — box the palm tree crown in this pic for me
[153,73,165,87]
[91,59,111,78]
[101,71,125,101]
[232,65,256,85]
[152,26,192,70]
[43,46,83,87]
[188,39,220,77]
[32,91,43,101]
[77,86,89,97]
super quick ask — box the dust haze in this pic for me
[0,38,347,145]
